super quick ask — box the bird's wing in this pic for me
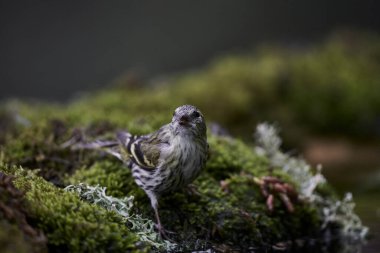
[117,130,163,169]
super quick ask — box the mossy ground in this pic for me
[0,100,323,252]
[0,31,373,252]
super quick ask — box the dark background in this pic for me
[1,0,379,101]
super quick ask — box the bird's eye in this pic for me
[192,111,200,118]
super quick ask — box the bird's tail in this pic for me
[116,130,133,147]
[61,129,124,161]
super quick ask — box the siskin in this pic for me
[66,105,208,237]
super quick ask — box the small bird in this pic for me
[66,105,208,237]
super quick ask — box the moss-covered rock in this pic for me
[0,164,146,253]
[0,171,47,253]
[0,101,326,251]
[0,108,360,253]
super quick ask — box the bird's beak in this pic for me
[179,115,190,126]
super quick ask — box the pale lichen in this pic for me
[64,183,177,251]
[254,122,368,251]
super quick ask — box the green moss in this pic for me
[206,135,268,179]
[67,160,143,199]
[0,170,47,253]
[0,114,355,252]
[0,97,348,251]
[0,164,146,253]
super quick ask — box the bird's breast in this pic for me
[160,135,207,185]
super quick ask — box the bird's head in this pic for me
[171,105,206,137]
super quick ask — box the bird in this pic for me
[65,105,208,237]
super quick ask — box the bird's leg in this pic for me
[147,192,173,240]
[153,205,168,239]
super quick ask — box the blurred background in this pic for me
[1,1,380,252]
[1,0,380,100]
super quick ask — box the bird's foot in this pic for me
[155,223,175,241]
[253,176,299,213]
